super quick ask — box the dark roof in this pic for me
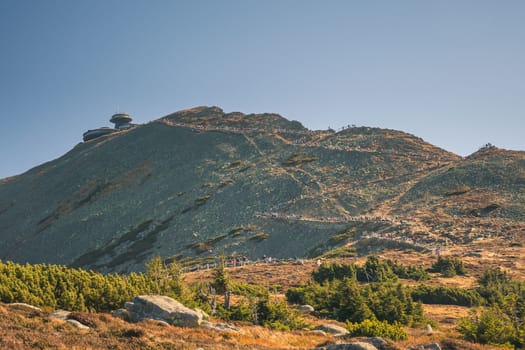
[82,127,117,141]
[110,113,132,123]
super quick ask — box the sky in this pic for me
[0,0,524,179]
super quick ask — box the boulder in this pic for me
[362,337,387,349]
[7,303,42,312]
[66,319,90,330]
[200,320,242,333]
[424,324,434,333]
[125,295,203,327]
[409,344,441,350]
[50,310,71,321]
[314,324,349,336]
[317,342,378,350]
[298,304,315,312]
[111,308,131,321]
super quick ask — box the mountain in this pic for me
[0,106,523,273]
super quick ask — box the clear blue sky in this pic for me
[1,0,524,179]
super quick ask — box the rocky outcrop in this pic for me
[314,324,349,336]
[111,308,131,321]
[200,320,242,333]
[66,319,90,330]
[409,343,441,350]
[313,337,390,350]
[315,342,378,350]
[7,303,42,312]
[124,295,203,327]
[48,309,91,330]
[50,310,71,321]
[360,337,387,349]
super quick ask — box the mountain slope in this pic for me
[0,107,523,272]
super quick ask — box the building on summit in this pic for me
[83,113,135,142]
[110,113,133,130]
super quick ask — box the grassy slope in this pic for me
[0,107,523,275]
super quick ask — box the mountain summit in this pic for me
[0,107,523,272]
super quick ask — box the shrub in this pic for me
[211,255,230,295]
[0,260,160,312]
[216,300,254,322]
[357,255,398,283]
[411,285,483,307]
[256,297,308,330]
[388,260,430,281]
[313,257,427,284]
[230,282,267,298]
[312,263,357,284]
[215,293,308,330]
[285,286,307,305]
[458,308,517,347]
[455,267,525,348]
[429,256,467,277]
[287,279,424,326]
[346,319,408,340]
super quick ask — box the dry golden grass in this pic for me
[186,260,320,291]
[0,303,332,350]
[422,304,471,330]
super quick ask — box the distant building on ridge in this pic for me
[83,113,136,142]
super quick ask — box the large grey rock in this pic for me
[314,324,349,335]
[125,295,203,327]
